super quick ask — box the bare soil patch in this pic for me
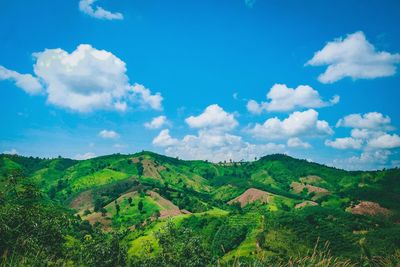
[228,188,273,207]
[132,157,165,179]
[291,181,330,200]
[349,201,391,217]
[69,190,93,212]
[147,190,185,218]
[85,211,112,231]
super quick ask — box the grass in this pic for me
[107,194,160,228]
[0,157,22,178]
[127,214,190,258]
[70,168,129,192]
[211,185,243,202]
[126,207,228,259]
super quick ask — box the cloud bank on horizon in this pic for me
[1,1,400,171]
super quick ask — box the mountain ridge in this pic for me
[1,150,399,265]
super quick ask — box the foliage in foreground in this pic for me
[0,174,127,267]
[1,152,400,266]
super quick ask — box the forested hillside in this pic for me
[1,151,399,266]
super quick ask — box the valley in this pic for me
[1,151,399,266]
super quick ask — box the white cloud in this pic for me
[325,137,362,150]
[249,109,333,139]
[98,129,119,139]
[185,104,238,131]
[75,152,96,160]
[153,103,287,162]
[3,148,18,155]
[34,44,126,112]
[332,150,392,171]
[152,129,179,147]
[287,137,311,149]
[247,84,339,113]
[306,31,400,83]
[0,65,42,94]
[367,133,400,149]
[337,112,392,130]
[329,111,400,167]
[114,101,127,112]
[25,44,162,112]
[350,128,374,139]
[131,83,163,111]
[246,99,267,115]
[144,115,169,129]
[153,129,285,162]
[350,128,391,142]
[79,0,123,20]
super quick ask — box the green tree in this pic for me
[94,198,104,212]
[100,207,107,217]
[138,200,144,213]
[115,203,120,215]
[155,221,210,266]
[137,162,144,177]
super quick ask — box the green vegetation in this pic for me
[1,151,399,266]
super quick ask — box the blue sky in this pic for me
[1,0,400,170]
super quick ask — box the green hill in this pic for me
[1,151,399,266]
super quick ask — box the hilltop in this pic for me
[1,151,399,266]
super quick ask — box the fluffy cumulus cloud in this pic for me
[246,100,265,115]
[153,104,286,162]
[287,138,311,149]
[0,65,42,94]
[1,44,163,112]
[329,112,400,150]
[336,112,392,130]
[154,129,285,162]
[79,0,123,20]
[249,109,333,140]
[350,128,376,139]
[152,129,179,147]
[98,129,119,139]
[306,31,400,83]
[144,115,169,129]
[185,104,238,131]
[33,44,130,112]
[325,137,363,150]
[131,84,163,111]
[247,84,339,114]
[328,111,400,169]
[367,133,400,149]
[75,152,96,160]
